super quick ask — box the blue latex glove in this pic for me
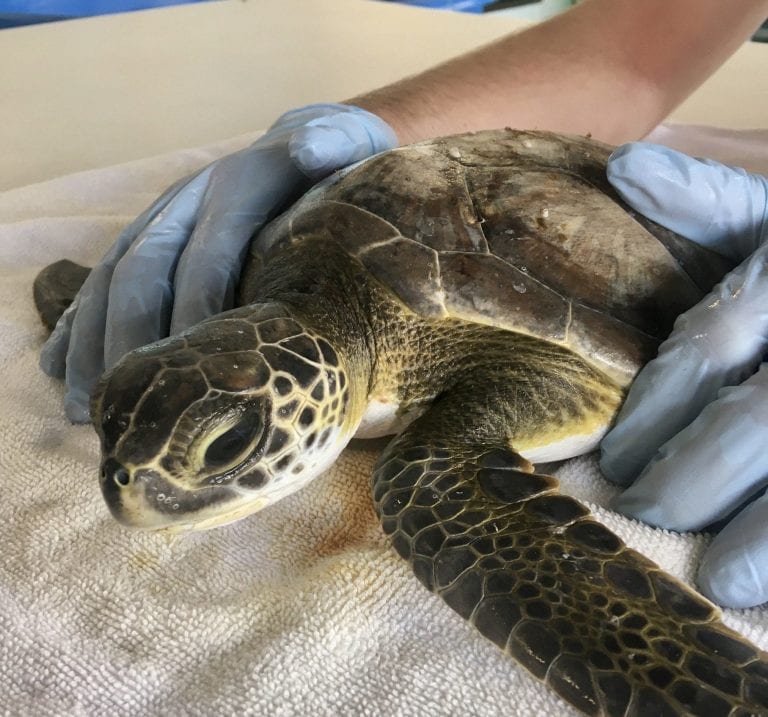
[40,103,397,423]
[599,143,768,609]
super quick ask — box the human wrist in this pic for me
[346,87,443,146]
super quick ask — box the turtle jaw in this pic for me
[99,463,272,533]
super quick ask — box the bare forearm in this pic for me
[350,0,768,145]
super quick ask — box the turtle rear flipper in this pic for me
[33,259,90,331]
[372,388,768,716]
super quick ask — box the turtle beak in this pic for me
[101,460,219,531]
[99,459,268,532]
[100,461,179,530]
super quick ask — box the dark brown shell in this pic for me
[247,130,728,385]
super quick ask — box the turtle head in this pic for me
[91,306,360,532]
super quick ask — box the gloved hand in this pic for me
[40,103,397,423]
[599,142,768,609]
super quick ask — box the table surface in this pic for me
[3,0,767,190]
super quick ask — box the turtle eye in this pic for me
[204,413,263,470]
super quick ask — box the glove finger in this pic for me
[102,167,215,368]
[697,490,768,609]
[40,171,195,383]
[62,262,120,422]
[289,125,365,180]
[608,143,768,261]
[289,112,398,180]
[40,298,80,380]
[268,102,355,132]
[600,242,768,485]
[612,361,768,532]
[170,148,310,333]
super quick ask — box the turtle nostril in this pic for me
[102,458,131,487]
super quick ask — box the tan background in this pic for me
[2,0,767,190]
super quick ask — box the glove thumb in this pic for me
[289,108,397,180]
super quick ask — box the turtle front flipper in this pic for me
[373,397,768,716]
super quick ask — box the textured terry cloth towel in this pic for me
[1,126,767,717]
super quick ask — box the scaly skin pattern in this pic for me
[373,389,768,716]
[91,302,362,531]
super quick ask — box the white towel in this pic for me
[1,126,767,716]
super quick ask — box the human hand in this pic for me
[40,103,396,423]
[599,143,768,609]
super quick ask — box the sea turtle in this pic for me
[36,130,768,716]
